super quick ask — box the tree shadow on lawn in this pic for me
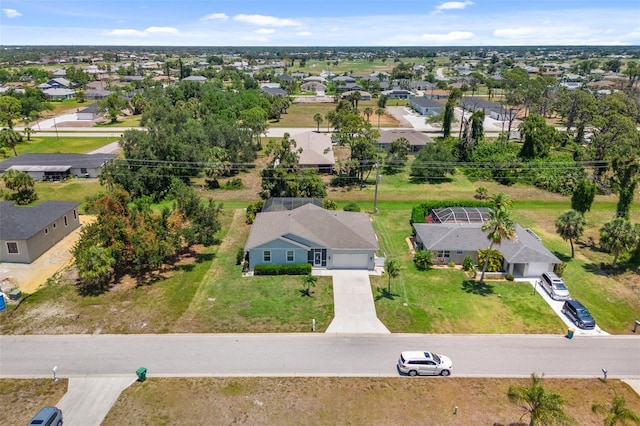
[374,286,398,300]
[461,279,494,296]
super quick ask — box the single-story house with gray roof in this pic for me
[245,203,379,271]
[291,131,335,173]
[0,201,80,263]
[410,96,445,116]
[413,222,560,277]
[42,88,75,100]
[376,129,434,153]
[0,153,115,180]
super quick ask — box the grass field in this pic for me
[10,136,120,156]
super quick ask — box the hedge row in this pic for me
[254,263,312,276]
[411,200,493,224]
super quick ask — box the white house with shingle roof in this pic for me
[413,222,560,277]
[245,203,378,271]
[291,131,335,173]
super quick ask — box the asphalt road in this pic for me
[1,334,638,379]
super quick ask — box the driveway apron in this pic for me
[324,270,390,334]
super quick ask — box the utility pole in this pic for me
[373,162,380,214]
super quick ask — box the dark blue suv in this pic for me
[562,299,596,329]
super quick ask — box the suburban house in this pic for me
[0,153,115,180]
[413,207,560,277]
[376,129,434,153]
[291,131,335,173]
[0,201,81,263]
[76,103,102,120]
[38,78,71,89]
[261,86,288,97]
[181,75,207,82]
[409,96,445,116]
[381,89,414,99]
[300,81,327,93]
[245,202,379,271]
[341,90,371,101]
[41,88,75,100]
[459,96,509,121]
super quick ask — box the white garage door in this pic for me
[331,253,369,269]
[524,263,551,278]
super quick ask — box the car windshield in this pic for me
[577,308,591,318]
[553,282,567,290]
[431,353,441,364]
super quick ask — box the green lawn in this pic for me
[12,136,119,155]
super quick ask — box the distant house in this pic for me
[0,201,81,263]
[459,96,508,121]
[245,203,379,271]
[409,96,445,116]
[85,89,112,100]
[42,88,76,100]
[341,90,371,101]
[381,89,414,99]
[413,209,560,277]
[39,78,71,89]
[0,153,115,181]
[337,83,363,92]
[291,131,335,173]
[376,129,434,153]
[300,81,327,93]
[410,81,436,91]
[261,86,288,97]
[332,75,356,84]
[121,75,144,83]
[77,103,102,120]
[182,75,207,82]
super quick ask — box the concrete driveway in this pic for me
[521,278,609,336]
[318,269,390,334]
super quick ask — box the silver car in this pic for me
[539,272,570,300]
[397,351,453,376]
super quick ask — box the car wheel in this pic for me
[408,370,418,376]
[440,369,451,376]
[57,421,62,426]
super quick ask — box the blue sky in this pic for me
[1,0,638,46]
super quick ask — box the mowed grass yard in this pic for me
[1,158,638,335]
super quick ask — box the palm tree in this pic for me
[592,394,640,426]
[479,205,516,284]
[384,257,400,293]
[363,107,373,122]
[555,210,586,258]
[0,128,23,156]
[313,112,323,132]
[23,126,36,141]
[490,191,513,211]
[302,274,317,297]
[507,373,574,426]
[375,107,385,128]
[599,218,638,267]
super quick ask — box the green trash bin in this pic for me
[136,367,147,382]
[566,328,575,339]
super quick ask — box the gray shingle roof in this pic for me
[0,153,115,172]
[245,204,378,251]
[377,129,434,146]
[0,201,79,240]
[413,223,560,264]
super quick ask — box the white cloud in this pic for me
[106,27,179,37]
[297,31,312,37]
[201,13,228,21]
[493,27,536,38]
[434,1,474,12]
[233,14,301,27]
[420,31,476,42]
[255,29,275,34]
[2,8,22,18]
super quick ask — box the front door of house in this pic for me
[314,250,322,267]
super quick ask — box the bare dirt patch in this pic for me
[103,377,640,426]
[0,379,68,426]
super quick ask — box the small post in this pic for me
[633,320,640,333]
[601,368,607,381]
[453,406,458,415]
[373,162,380,214]
[52,366,58,382]
[311,318,316,332]
[533,280,539,296]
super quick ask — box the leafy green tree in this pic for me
[74,246,116,293]
[23,126,35,141]
[384,257,401,293]
[302,274,317,297]
[611,157,640,219]
[555,210,586,258]
[476,248,504,273]
[413,249,434,271]
[313,112,323,132]
[592,394,640,426]
[553,89,596,133]
[600,218,638,267]
[507,373,575,426]
[0,95,21,129]
[0,128,22,156]
[334,113,381,188]
[2,169,37,204]
[519,113,556,160]
[571,179,597,214]
[479,193,516,283]
[410,141,457,183]
[443,89,461,138]
[385,137,410,173]
[97,93,128,123]
[470,109,484,143]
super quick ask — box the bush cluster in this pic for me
[254,263,312,275]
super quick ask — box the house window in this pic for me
[44,228,49,235]
[80,168,87,174]
[286,250,294,262]
[6,242,18,254]
[52,222,57,229]
[64,216,68,226]
[73,209,77,219]
[436,250,450,258]
[263,250,271,262]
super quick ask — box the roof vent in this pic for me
[525,228,541,241]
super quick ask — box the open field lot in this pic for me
[0,379,68,426]
[7,136,120,156]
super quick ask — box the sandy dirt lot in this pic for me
[0,217,92,295]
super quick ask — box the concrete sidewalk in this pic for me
[56,376,136,426]
[320,270,390,334]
